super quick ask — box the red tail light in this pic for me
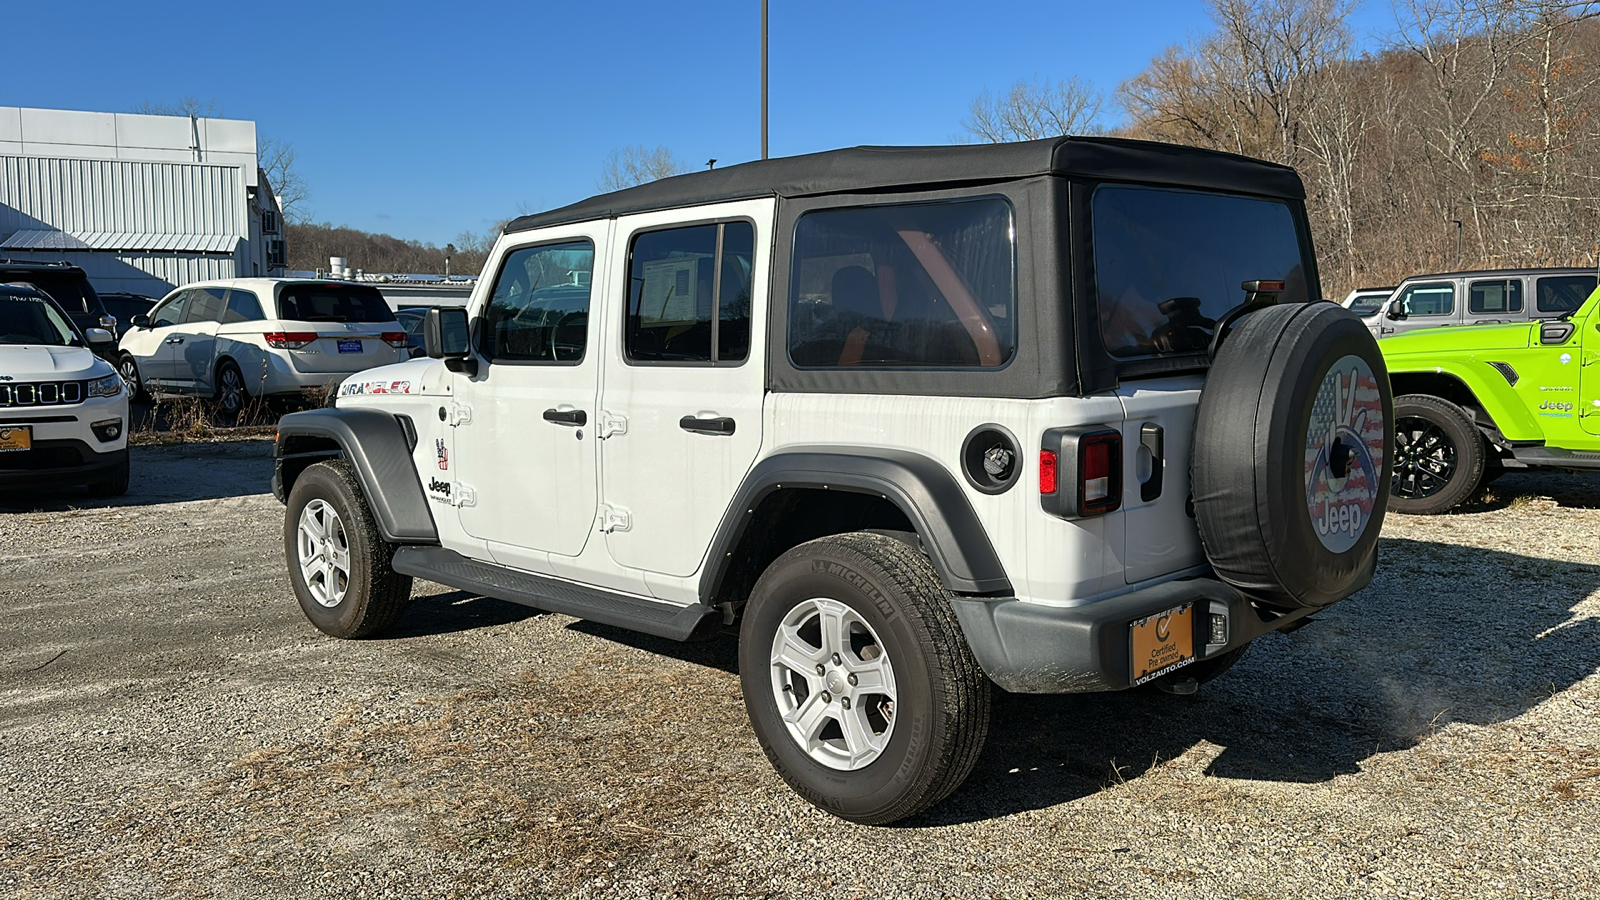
[1040,427,1122,518]
[381,332,409,348]
[1039,449,1059,495]
[265,332,317,349]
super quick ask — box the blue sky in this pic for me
[10,0,1398,247]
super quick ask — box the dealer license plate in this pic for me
[1130,603,1195,685]
[0,425,32,453]
[336,339,363,354]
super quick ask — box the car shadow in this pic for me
[381,589,543,639]
[0,438,275,512]
[1454,468,1600,514]
[908,536,1600,825]
[564,619,741,676]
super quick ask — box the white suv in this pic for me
[116,278,410,413]
[272,138,1393,824]
[0,284,129,495]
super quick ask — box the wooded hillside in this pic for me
[285,222,495,278]
[1114,1,1600,294]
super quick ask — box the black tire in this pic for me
[117,354,148,402]
[1193,302,1392,612]
[1476,455,1506,491]
[1390,394,1486,515]
[284,460,412,638]
[738,532,990,824]
[87,456,130,497]
[214,359,246,419]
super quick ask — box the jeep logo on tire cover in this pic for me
[1305,355,1384,553]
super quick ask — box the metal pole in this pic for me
[761,0,769,160]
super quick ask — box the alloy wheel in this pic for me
[296,499,351,608]
[1392,415,1457,500]
[769,597,898,771]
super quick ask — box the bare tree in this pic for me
[599,145,688,192]
[257,137,309,225]
[963,76,1105,142]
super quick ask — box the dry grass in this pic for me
[35,649,760,896]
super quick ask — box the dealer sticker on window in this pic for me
[337,339,363,354]
[1130,603,1195,685]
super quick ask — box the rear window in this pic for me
[275,284,396,323]
[1092,185,1310,358]
[1536,275,1597,314]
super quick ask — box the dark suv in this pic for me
[0,260,118,344]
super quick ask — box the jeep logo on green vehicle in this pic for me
[1539,400,1574,413]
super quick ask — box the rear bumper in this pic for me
[950,576,1314,693]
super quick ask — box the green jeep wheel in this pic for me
[1390,394,1486,515]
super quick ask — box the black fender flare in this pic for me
[274,408,438,544]
[699,448,1012,599]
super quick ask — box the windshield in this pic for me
[0,294,80,346]
[4,272,97,315]
[275,284,397,323]
[1092,184,1310,357]
[1348,293,1388,316]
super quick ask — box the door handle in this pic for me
[679,415,736,435]
[1139,422,1164,502]
[165,337,185,344]
[542,408,587,426]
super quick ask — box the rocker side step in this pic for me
[392,546,721,641]
[1511,447,1600,470]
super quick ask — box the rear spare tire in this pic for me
[1192,302,1392,612]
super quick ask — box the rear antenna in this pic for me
[1208,280,1286,359]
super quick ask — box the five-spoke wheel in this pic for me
[739,532,989,824]
[284,460,412,638]
[769,597,899,771]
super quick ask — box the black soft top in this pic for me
[508,136,1305,232]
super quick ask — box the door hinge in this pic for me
[452,483,478,508]
[598,411,628,440]
[599,504,632,533]
[449,402,472,426]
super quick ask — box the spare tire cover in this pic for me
[1192,302,1392,611]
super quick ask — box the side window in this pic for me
[1398,282,1454,317]
[480,241,594,363]
[184,287,229,324]
[1536,275,1598,314]
[625,221,754,364]
[1468,279,1522,315]
[222,289,265,323]
[150,291,191,328]
[788,199,1015,368]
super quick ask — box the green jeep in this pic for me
[1382,283,1600,513]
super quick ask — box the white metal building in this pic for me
[0,106,285,296]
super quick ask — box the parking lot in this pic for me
[2,438,1598,899]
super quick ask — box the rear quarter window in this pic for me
[1092,185,1310,358]
[787,198,1016,369]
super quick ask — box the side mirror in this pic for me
[130,314,150,328]
[424,307,476,374]
[1385,301,1408,321]
[84,327,115,345]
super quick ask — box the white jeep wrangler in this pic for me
[273,137,1391,824]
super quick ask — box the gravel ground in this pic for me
[2,440,1598,898]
